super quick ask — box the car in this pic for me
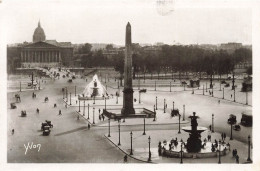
[139,89,147,93]
[10,103,17,109]
[43,129,51,136]
[225,83,230,87]
[233,124,241,131]
[228,114,237,124]
[241,112,252,127]
[68,79,73,83]
[21,110,27,117]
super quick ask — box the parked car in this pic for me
[139,89,147,93]
[241,111,252,127]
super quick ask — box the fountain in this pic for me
[78,74,109,100]
[182,112,207,153]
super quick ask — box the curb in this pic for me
[104,134,155,163]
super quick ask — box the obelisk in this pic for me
[121,22,135,116]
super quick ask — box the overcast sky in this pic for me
[0,0,252,45]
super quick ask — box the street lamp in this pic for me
[206,82,208,92]
[218,140,221,164]
[212,114,214,133]
[93,95,96,104]
[118,119,121,145]
[139,91,141,104]
[183,105,185,121]
[247,135,252,162]
[143,116,146,135]
[219,81,221,91]
[83,100,85,116]
[230,122,233,140]
[246,91,248,105]
[130,131,133,155]
[155,81,157,91]
[153,105,156,121]
[203,85,204,95]
[156,96,158,110]
[173,101,175,110]
[178,113,181,134]
[63,88,65,99]
[87,103,90,119]
[70,92,72,105]
[20,81,21,92]
[108,118,111,137]
[223,88,224,99]
[234,87,236,102]
[180,142,183,164]
[78,100,81,112]
[164,99,166,113]
[212,87,214,97]
[116,93,118,104]
[170,82,172,92]
[148,136,151,162]
[93,107,95,124]
[75,85,76,96]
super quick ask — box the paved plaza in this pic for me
[7,69,252,163]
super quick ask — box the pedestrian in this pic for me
[236,155,239,163]
[76,100,78,104]
[209,125,212,131]
[224,133,226,140]
[59,110,62,115]
[12,129,14,135]
[36,108,39,113]
[124,155,127,163]
[218,100,220,104]
[207,135,210,141]
[231,94,233,98]
[102,114,105,121]
[54,103,57,108]
[88,123,90,130]
[99,108,101,115]
[209,134,211,141]
[77,115,79,120]
[99,115,101,121]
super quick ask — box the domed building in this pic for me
[7,21,74,71]
[33,21,46,43]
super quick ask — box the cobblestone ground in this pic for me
[7,71,253,163]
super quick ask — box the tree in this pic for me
[106,44,113,50]
[114,51,124,86]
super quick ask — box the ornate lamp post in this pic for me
[87,103,90,119]
[206,82,208,92]
[223,88,224,99]
[212,87,214,97]
[116,93,118,104]
[246,91,248,105]
[230,122,233,140]
[219,81,221,91]
[108,118,111,137]
[183,105,185,121]
[63,89,65,99]
[155,81,157,91]
[93,107,95,124]
[153,105,156,121]
[138,77,140,90]
[148,136,151,161]
[218,140,221,164]
[78,100,81,112]
[20,81,21,92]
[170,82,172,92]
[212,114,214,133]
[164,99,166,113]
[93,95,96,104]
[156,96,158,110]
[75,85,76,96]
[139,91,141,104]
[180,142,183,164]
[234,87,236,102]
[203,85,204,95]
[247,135,252,162]
[143,116,146,135]
[178,113,181,134]
[118,119,121,145]
[70,92,72,105]
[66,87,68,102]
[130,131,133,155]
[173,101,175,110]
[83,100,85,116]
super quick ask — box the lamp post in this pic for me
[164,99,166,113]
[170,82,172,92]
[75,85,76,96]
[116,94,118,104]
[178,113,181,134]
[70,92,72,105]
[212,114,214,133]
[20,81,22,92]
[247,135,252,162]
[155,81,157,91]
[87,103,90,119]
[108,118,111,137]
[223,88,224,99]
[234,87,236,102]
[184,84,186,91]
[218,140,221,164]
[63,89,65,99]
[143,116,146,135]
[230,122,233,140]
[138,77,140,90]
[66,87,68,101]
[180,142,183,164]
[105,97,107,110]
[83,100,85,116]
[153,105,156,121]
[212,87,214,97]
[130,131,133,155]
[156,96,158,110]
[118,119,121,145]
[93,95,96,104]
[203,85,204,95]
[206,82,208,92]
[219,81,221,91]
[173,101,174,110]
[139,91,141,104]
[183,105,185,121]
[246,91,248,105]
[93,107,95,124]
[232,72,235,90]
[78,100,81,112]
[148,136,151,162]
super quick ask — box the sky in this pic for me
[0,0,252,45]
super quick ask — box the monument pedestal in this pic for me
[121,88,135,115]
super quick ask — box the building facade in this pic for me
[7,21,73,73]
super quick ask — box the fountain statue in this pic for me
[182,112,207,153]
